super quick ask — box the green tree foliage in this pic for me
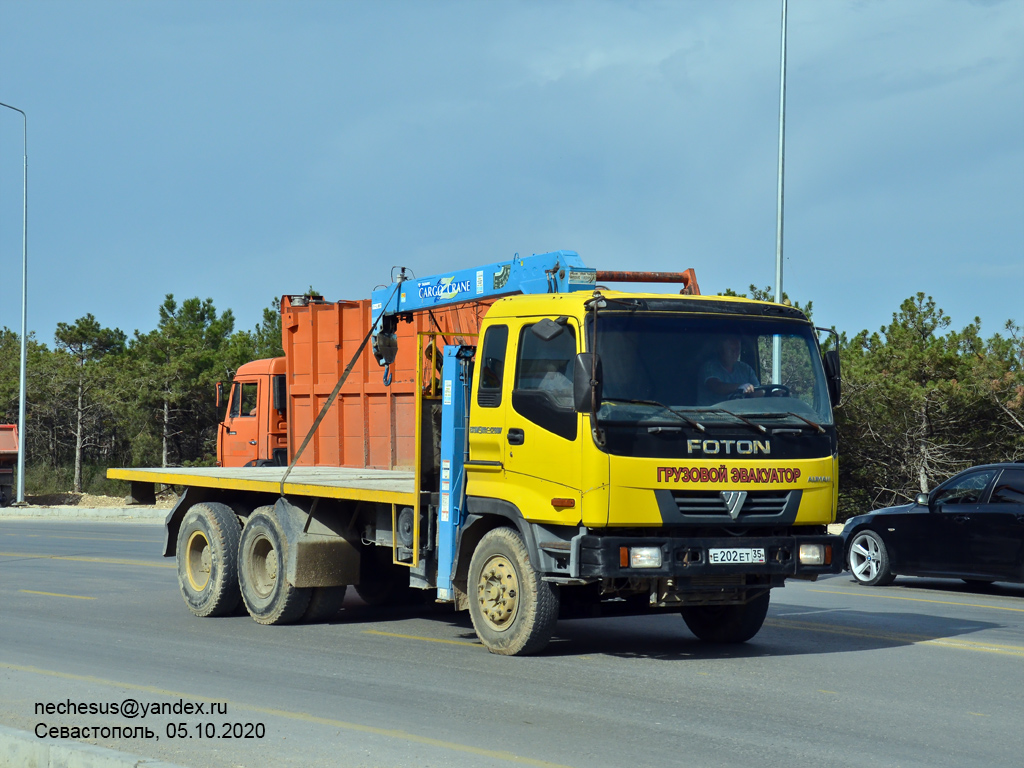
[0,294,286,496]
[835,295,1022,518]
[223,297,285,367]
[130,295,237,468]
[53,314,126,492]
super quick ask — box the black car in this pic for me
[842,463,1024,587]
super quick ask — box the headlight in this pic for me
[629,547,663,568]
[798,544,831,565]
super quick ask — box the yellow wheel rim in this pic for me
[476,554,520,631]
[185,530,212,591]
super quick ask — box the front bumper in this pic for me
[574,533,842,580]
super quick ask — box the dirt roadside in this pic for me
[19,492,177,509]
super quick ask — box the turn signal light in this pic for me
[551,498,575,508]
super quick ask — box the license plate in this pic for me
[708,547,766,564]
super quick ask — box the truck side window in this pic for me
[229,382,242,418]
[477,325,509,408]
[237,382,259,418]
[513,323,577,440]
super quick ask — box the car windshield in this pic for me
[588,311,834,426]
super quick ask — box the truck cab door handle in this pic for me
[507,428,525,446]
[249,440,257,446]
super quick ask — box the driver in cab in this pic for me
[698,335,761,404]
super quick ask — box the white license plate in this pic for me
[708,547,766,564]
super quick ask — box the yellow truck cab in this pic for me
[448,288,839,651]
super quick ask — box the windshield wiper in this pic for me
[601,397,706,433]
[743,411,826,434]
[687,407,768,435]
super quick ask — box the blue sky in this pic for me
[0,0,1021,346]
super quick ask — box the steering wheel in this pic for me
[756,384,790,398]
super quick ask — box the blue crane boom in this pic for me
[370,250,595,323]
[370,250,596,367]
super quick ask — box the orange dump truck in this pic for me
[215,293,493,471]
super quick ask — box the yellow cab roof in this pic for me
[482,290,796,321]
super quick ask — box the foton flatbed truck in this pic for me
[110,250,843,655]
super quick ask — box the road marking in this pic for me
[19,590,96,600]
[969,713,990,717]
[818,690,838,694]
[0,662,574,768]
[364,629,481,647]
[4,534,160,543]
[767,618,1024,658]
[0,552,173,569]
[810,588,1024,613]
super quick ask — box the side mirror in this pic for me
[824,350,841,407]
[215,382,224,409]
[915,492,930,507]
[573,353,602,412]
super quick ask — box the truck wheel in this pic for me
[176,502,242,617]
[303,586,348,622]
[681,592,770,643]
[238,508,311,625]
[467,527,559,656]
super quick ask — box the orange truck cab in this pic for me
[217,357,288,467]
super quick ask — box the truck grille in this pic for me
[669,490,792,519]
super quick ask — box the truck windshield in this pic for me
[589,312,834,427]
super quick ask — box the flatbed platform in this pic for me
[107,466,417,505]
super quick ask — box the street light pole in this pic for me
[0,102,28,505]
[772,0,788,385]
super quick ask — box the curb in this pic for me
[0,507,167,521]
[0,724,186,768]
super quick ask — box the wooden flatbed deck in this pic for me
[107,466,417,505]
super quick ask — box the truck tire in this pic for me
[681,592,770,643]
[467,527,559,656]
[238,508,311,625]
[303,586,348,622]
[176,502,242,617]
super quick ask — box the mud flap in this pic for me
[273,497,360,588]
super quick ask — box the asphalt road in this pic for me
[1,519,1022,768]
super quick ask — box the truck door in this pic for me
[222,379,261,466]
[502,318,582,524]
[466,324,509,499]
